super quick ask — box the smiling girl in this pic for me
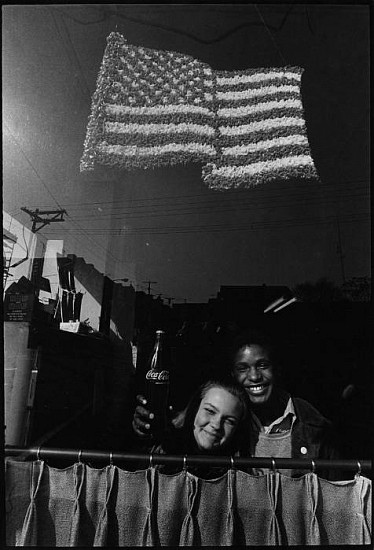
[152,379,252,477]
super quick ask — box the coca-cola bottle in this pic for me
[145,330,171,438]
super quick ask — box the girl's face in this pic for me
[193,387,243,451]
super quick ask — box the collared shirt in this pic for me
[249,397,297,435]
[249,397,297,476]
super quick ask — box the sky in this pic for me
[3,3,371,303]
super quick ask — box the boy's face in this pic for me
[232,344,274,405]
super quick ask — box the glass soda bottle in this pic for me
[145,330,171,438]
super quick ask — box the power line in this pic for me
[34,187,368,228]
[48,189,369,215]
[46,7,86,105]
[4,124,122,269]
[50,5,295,46]
[54,192,369,223]
[62,215,124,268]
[57,11,92,99]
[41,211,370,236]
[28,189,369,223]
[31,179,369,211]
[254,4,287,65]
[4,123,65,210]
[335,213,346,284]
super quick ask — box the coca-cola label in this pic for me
[146,369,169,382]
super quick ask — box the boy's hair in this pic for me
[230,328,278,367]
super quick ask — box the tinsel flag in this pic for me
[80,32,216,172]
[80,32,319,190]
[202,67,319,189]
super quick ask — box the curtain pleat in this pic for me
[141,467,159,546]
[357,474,372,543]
[275,472,321,545]
[5,460,33,546]
[5,459,372,547]
[179,472,199,546]
[187,470,236,545]
[225,468,235,546]
[68,462,85,546]
[318,474,372,545]
[115,467,158,546]
[157,471,189,546]
[267,471,281,545]
[93,465,116,546]
[234,470,277,545]
[18,460,45,546]
[48,465,79,546]
[307,473,321,545]
[355,474,372,545]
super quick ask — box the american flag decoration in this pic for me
[81,32,319,190]
[80,32,216,172]
[202,67,319,189]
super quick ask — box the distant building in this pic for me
[210,284,293,328]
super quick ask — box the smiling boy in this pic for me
[229,330,339,477]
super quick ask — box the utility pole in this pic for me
[142,280,157,295]
[21,207,67,233]
[335,214,346,284]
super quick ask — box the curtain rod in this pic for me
[4,447,372,473]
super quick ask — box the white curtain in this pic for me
[5,458,372,546]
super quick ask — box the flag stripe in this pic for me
[104,133,216,148]
[105,112,215,127]
[220,145,312,167]
[222,135,308,156]
[96,143,217,169]
[216,85,300,101]
[218,129,306,150]
[217,98,303,118]
[219,116,305,136]
[206,155,315,178]
[105,121,215,137]
[98,143,216,156]
[216,69,302,86]
[105,104,214,117]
